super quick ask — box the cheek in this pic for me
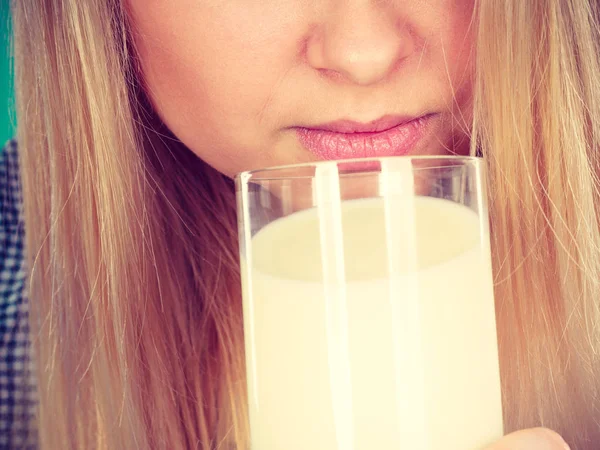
[429,1,475,107]
[129,1,305,173]
[446,1,476,84]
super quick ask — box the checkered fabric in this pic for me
[0,140,36,449]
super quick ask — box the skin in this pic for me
[127,0,474,177]
[126,1,570,448]
[490,429,569,450]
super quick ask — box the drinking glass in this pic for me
[236,156,503,450]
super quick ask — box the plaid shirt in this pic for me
[0,140,36,449]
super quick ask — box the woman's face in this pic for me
[127,0,475,177]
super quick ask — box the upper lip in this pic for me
[301,115,427,134]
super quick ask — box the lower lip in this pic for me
[296,115,434,160]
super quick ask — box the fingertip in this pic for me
[488,428,570,450]
[531,428,570,450]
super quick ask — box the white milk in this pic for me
[242,196,503,450]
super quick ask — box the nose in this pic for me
[306,2,414,86]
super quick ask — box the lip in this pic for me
[296,114,435,160]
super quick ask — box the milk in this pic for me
[241,196,503,450]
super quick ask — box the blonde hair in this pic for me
[11,0,600,448]
[475,0,600,445]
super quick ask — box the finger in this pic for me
[485,428,570,450]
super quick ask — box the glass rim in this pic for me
[235,155,482,182]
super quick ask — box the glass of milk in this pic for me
[236,156,503,450]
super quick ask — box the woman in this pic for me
[6,0,597,448]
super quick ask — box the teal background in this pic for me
[0,2,14,145]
